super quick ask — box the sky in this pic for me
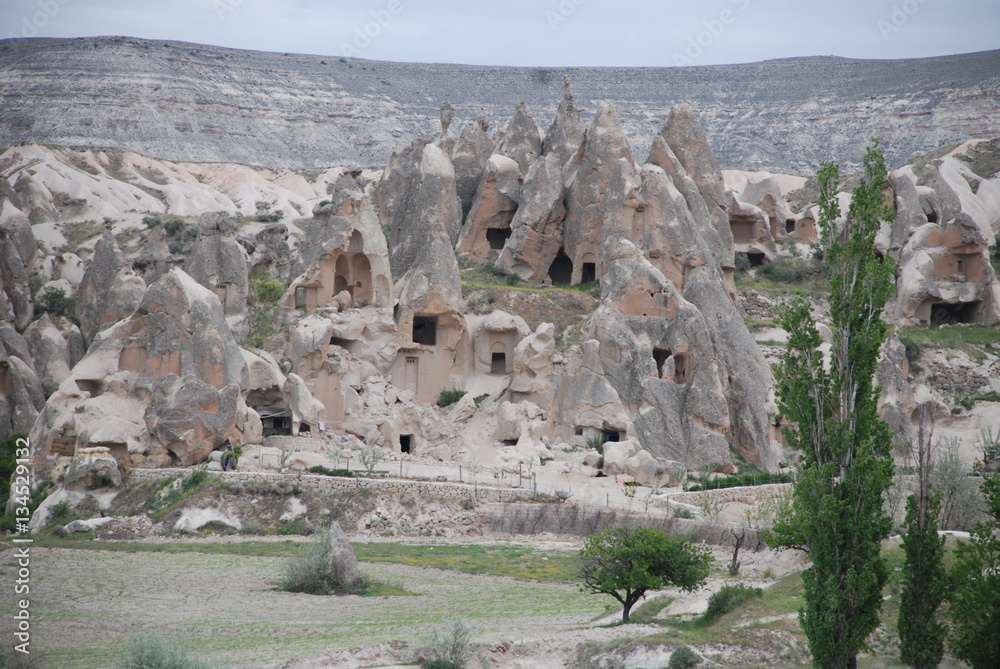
[2,0,998,67]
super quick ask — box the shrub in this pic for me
[116,633,212,669]
[181,468,208,493]
[163,219,184,236]
[586,435,605,454]
[684,471,791,492]
[37,286,73,318]
[415,621,486,669]
[437,389,467,407]
[242,274,287,348]
[308,465,354,478]
[49,500,72,521]
[734,252,751,273]
[701,584,763,624]
[668,645,701,669]
[281,524,367,595]
[473,393,489,407]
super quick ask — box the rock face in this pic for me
[389,228,468,405]
[4,37,998,173]
[0,324,46,435]
[542,76,586,164]
[456,154,522,261]
[883,155,1000,326]
[497,102,543,176]
[379,141,462,278]
[183,211,250,335]
[30,269,259,467]
[75,231,146,346]
[0,215,37,330]
[23,314,82,397]
[561,103,636,285]
[451,117,495,216]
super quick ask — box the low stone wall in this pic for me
[128,468,526,503]
[667,482,792,507]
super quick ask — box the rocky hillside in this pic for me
[2,37,999,172]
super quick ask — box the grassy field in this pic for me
[0,541,601,669]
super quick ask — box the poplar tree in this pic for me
[898,409,946,669]
[772,141,896,669]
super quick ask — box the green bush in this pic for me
[116,633,212,669]
[37,286,73,318]
[684,471,791,492]
[181,468,208,492]
[734,252,751,273]
[163,218,186,237]
[307,465,354,478]
[242,274,287,348]
[668,644,701,669]
[701,584,763,624]
[437,389,467,407]
[473,394,489,407]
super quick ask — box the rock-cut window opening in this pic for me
[486,228,512,251]
[491,351,506,374]
[412,315,438,346]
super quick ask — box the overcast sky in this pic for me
[3,0,998,67]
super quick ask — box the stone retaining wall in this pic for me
[128,468,526,503]
[667,482,792,507]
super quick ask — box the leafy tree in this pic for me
[898,408,946,669]
[772,142,896,669]
[949,474,1000,668]
[579,526,712,623]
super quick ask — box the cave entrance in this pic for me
[603,430,621,443]
[653,347,671,379]
[547,248,573,285]
[931,301,981,326]
[400,434,413,454]
[486,228,512,251]
[785,219,796,234]
[747,251,767,267]
[581,262,596,283]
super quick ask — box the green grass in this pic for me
[353,542,583,582]
[13,546,603,669]
[629,595,675,624]
[26,536,583,582]
[735,277,830,297]
[898,325,1000,349]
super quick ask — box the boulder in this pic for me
[63,452,122,490]
[602,438,639,476]
[174,507,243,533]
[625,449,667,487]
[324,522,366,588]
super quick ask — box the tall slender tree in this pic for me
[772,141,896,669]
[898,406,946,669]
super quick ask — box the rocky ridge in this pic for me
[2,37,999,172]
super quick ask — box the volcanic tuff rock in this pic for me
[497,102,543,176]
[29,269,259,467]
[75,231,146,346]
[3,37,999,172]
[183,211,250,336]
